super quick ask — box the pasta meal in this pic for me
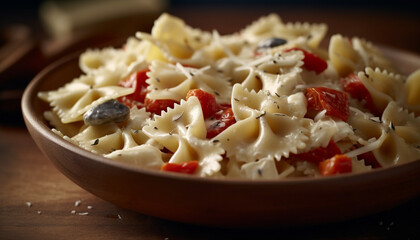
[38,13,420,179]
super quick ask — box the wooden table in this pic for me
[0,126,419,239]
[1,6,420,239]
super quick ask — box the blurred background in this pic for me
[1,0,419,125]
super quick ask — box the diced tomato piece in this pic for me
[144,98,178,115]
[118,69,149,108]
[186,89,220,119]
[319,154,352,176]
[291,140,342,164]
[341,73,379,115]
[306,87,349,121]
[161,161,199,174]
[357,151,381,168]
[284,47,328,74]
[206,107,236,139]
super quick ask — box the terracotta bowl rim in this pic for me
[21,46,420,187]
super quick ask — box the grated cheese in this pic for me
[345,136,382,158]
[75,200,82,207]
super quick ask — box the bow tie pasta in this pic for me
[39,13,420,179]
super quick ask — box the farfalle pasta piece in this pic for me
[187,136,226,177]
[72,126,123,154]
[215,84,310,162]
[231,83,307,119]
[371,127,420,167]
[329,35,398,78]
[142,97,225,176]
[381,102,420,148]
[274,21,327,49]
[352,37,398,73]
[240,13,327,49]
[258,113,310,160]
[38,71,134,123]
[240,13,284,43]
[145,60,191,101]
[124,37,153,53]
[347,107,383,144]
[358,67,405,113]
[405,69,420,115]
[70,107,151,155]
[136,13,215,66]
[406,70,420,105]
[346,102,420,167]
[351,158,373,173]
[79,48,120,73]
[239,51,305,95]
[146,14,197,59]
[143,97,207,143]
[214,58,246,85]
[151,13,212,51]
[328,34,364,77]
[146,60,232,103]
[79,45,148,77]
[105,145,164,170]
[137,32,215,67]
[43,110,83,138]
[91,107,164,171]
[203,32,251,61]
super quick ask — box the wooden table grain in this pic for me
[1,6,420,240]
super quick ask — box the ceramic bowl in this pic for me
[21,47,420,227]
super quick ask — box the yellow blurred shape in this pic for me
[406,69,420,105]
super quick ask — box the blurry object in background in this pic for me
[0,24,43,86]
[0,24,45,125]
[40,0,168,39]
[38,0,168,69]
[0,0,168,126]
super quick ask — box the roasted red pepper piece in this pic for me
[161,161,199,174]
[206,107,236,139]
[341,73,379,115]
[291,140,342,164]
[284,47,328,74]
[319,154,352,176]
[186,89,220,119]
[306,87,350,121]
[144,98,178,115]
[357,151,381,168]
[118,69,149,108]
